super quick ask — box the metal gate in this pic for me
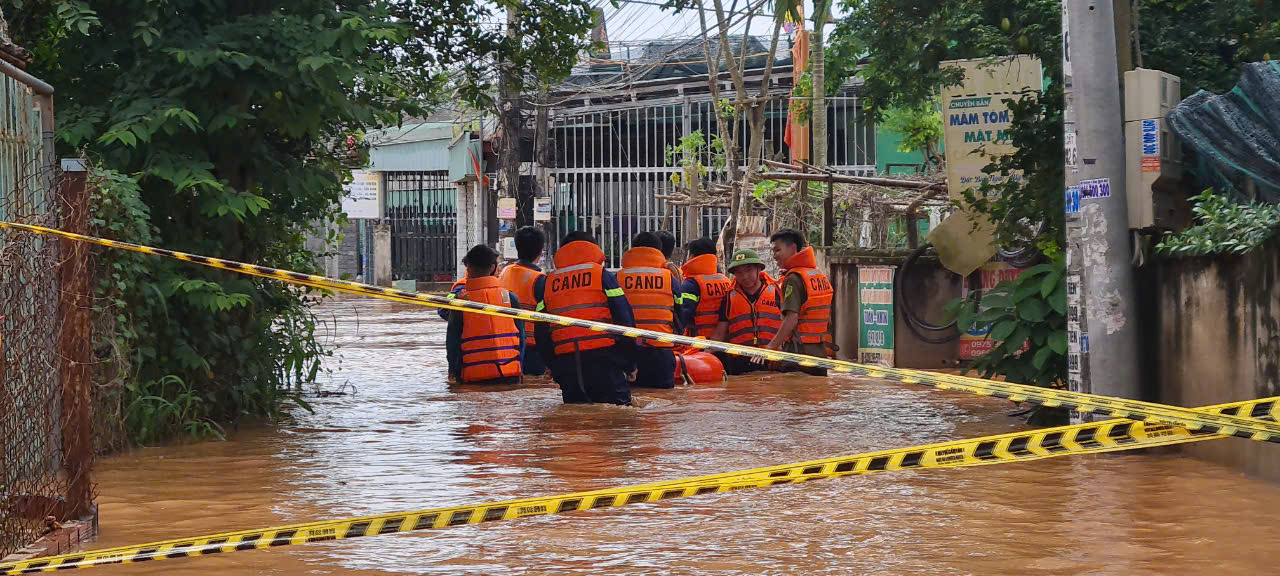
[546,94,876,268]
[384,171,457,282]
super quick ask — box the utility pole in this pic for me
[1062,2,1090,424]
[1065,0,1141,403]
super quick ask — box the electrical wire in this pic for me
[895,243,965,345]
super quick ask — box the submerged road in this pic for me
[89,300,1280,575]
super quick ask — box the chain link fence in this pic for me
[0,65,79,558]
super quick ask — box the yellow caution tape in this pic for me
[3,220,1278,443]
[2,395,1274,574]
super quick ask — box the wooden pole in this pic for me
[758,171,944,190]
[57,163,93,520]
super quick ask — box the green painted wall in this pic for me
[875,129,925,176]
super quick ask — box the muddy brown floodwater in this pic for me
[89,300,1280,575]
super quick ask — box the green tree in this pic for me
[9,0,592,446]
[831,0,1063,251]
[830,0,1067,419]
[1137,0,1279,97]
[881,101,944,172]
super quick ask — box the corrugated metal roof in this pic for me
[367,122,455,172]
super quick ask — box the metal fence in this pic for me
[0,68,65,557]
[385,171,458,282]
[548,93,876,267]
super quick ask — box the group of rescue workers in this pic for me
[443,225,834,406]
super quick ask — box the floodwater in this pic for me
[89,299,1280,575]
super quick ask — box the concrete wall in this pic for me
[825,249,963,369]
[1155,242,1280,481]
[303,220,360,280]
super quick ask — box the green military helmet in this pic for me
[726,249,765,271]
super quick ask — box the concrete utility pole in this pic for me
[1065,0,1141,402]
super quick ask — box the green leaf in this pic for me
[299,55,336,71]
[1016,263,1053,278]
[981,292,1012,309]
[976,306,1010,324]
[1013,281,1041,303]
[1005,325,1031,353]
[989,320,1017,342]
[1032,346,1053,370]
[1047,283,1067,315]
[1017,298,1048,323]
[1048,330,1068,354]
[1040,269,1062,298]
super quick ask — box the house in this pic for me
[319,31,927,285]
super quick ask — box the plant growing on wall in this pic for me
[1156,189,1280,256]
[947,255,1068,424]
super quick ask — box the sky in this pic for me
[591,0,845,44]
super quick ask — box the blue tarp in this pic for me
[1166,61,1280,202]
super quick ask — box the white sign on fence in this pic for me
[341,170,382,219]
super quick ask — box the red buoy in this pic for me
[674,351,725,385]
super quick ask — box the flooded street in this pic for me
[89,300,1280,575]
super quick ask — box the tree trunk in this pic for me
[683,166,701,239]
[812,11,832,246]
[698,0,739,253]
[534,84,552,252]
[500,7,524,232]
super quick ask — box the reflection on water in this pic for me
[90,300,1280,575]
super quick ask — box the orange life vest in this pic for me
[448,273,468,295]
[680,254,730,339]
[499,262,544,346]
[543,241,616,355]
[724,277,783,346]
[458,276,522,383]
[619,247,676,348]
[782,246,834,345]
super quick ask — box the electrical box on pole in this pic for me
[1123,68,1182,230]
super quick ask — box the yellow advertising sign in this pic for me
[940,55,1044,203]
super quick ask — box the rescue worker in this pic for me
[755,229,833,376]
[535,231,638,405]
[445,245,524,384]
[712,249,782,375]
[619,231,684,389]
[678,238,730,339]
[439,272,468,321]
[498,226,548,376]
[656,230,684,285]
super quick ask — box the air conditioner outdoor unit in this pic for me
[1124,68,1182,230]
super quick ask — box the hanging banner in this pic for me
[941,56,1043,204]
[858,266,895,366]
[341,170,382,219]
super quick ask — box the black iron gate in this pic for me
[385,171,457,282]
